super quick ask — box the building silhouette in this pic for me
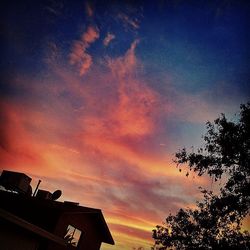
[0,170,114,250]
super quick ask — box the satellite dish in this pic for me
[52,190,62,201]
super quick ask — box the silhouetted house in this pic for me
[0,170,114,250]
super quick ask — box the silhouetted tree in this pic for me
[152,103,250,250]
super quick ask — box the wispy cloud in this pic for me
[103,32,115,46]
[44,1,64,17]
[2,1,249,249]
[69,25,99,76]
[1,38,210,250]
[117,13,140,30]
[85,2,94,17]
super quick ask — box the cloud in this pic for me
[103,32,115,46]
[103,40,163,139]
[1,38,211,250]
[108,39,138,78]
[117,13,140,30]
[85,2,94,17]
[44,41,60,65]
[69,25,99,76]
[44,1,64,17]
[0,100,50,175]
[108,223,153,249]
[82,26,99,43]
[165,81,246,125]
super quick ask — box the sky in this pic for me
[0,0,250,249]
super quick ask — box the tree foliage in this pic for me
[152,103,250,250]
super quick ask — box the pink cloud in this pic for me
[1,38,213,250]
[69,26,99,76]
[103,32,115,46]
[81,26,99,43]
[104,40,162,138]
[108,39,139,77]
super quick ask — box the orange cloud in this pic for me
[0,101,43,166]
[108,223,153,249]
[103,40,162,138]
[82,26,99,43]
[0,38,213,250]
[108,39,139,77]
[69,25,99,76]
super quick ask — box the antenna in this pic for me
[33,180,41,197]
[52,190,62,201]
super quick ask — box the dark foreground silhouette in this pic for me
[152,103,250,250]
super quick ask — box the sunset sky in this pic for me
[1,1,250,249]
